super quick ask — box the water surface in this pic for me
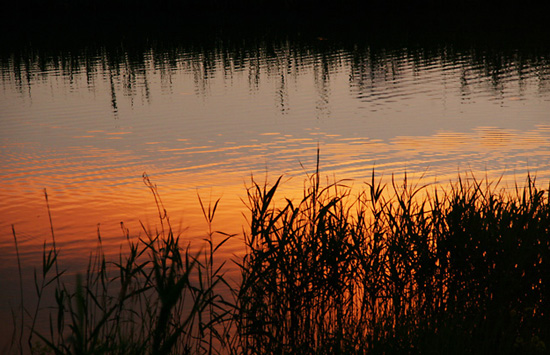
[1,29,550,347]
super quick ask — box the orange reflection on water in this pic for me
[1,129,550,351]
[3,125,550,268]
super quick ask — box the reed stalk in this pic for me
[10,166,550,354]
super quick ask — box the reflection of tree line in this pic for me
[2,39,549,116]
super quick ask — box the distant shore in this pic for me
[2,0,549,37]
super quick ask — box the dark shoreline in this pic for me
[3,13,550,61]
[3,0,550,43]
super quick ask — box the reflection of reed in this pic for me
[2,36,549,117]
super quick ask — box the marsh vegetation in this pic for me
[9,164,550,354]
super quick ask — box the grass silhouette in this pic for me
[237,165,549,354]
[9,163,550,354]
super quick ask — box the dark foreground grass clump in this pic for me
[10,167,550,354]
[236,166,550,354]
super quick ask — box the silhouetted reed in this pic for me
[10,166,550,354]
[236,164,549,354]
[11,174,234,355]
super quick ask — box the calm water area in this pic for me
[1,25,550,347]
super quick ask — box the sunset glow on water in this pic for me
[1,33,550,346]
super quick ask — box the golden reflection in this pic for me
[477,127,515,147]
[5,125,547,266]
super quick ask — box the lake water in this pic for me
[1,28,550,348]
